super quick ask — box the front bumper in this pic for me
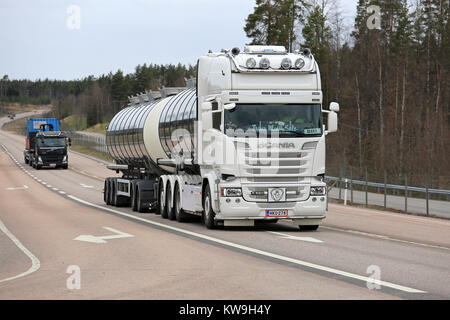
[215,194,326,221]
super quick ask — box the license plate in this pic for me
[49,163,56,167]
[265,209,288,217]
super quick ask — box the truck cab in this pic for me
[24,119,70,170]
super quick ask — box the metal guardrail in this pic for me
[325,176,450,196]
[325,175,450,217]
[69,132,107,154]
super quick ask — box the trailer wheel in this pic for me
[104,179,109,204]
[203,185,216,229]
[166,182,176,220]
[136,186,148,213]
[174,183,188,222]
[130,184,138,211]
[110,180,117,206]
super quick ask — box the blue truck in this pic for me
[23,118,71,169]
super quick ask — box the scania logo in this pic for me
[258,143,295,149]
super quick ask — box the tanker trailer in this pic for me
[104,45,340,230]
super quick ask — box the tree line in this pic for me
[245,0,449,188]
[0,63,196,127]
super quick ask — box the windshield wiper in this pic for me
[277,130,303,137]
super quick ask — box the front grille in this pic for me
[43,155,63,163]
[242,185,310,202]
[242,149,312,177]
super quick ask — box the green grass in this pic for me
[69,145,113,162]
[60,114,87,131]
[84,122,109,135]
[2,117,27,135]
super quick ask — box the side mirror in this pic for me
[329,102,339,112]
[327,111,338,134]
[68,137,72,147]
[223,103,236,111]
[202,102,212,111]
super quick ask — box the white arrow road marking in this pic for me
[6,185,29,191]
[80,183,94,189]
[74,227,134,244]
[267,231,324,243]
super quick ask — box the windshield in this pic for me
[37,137,66,147]
[225,104,322,138]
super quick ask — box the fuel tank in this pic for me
[106,88,197,174]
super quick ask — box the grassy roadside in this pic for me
[0,102,52,115]
[69,145,113,162]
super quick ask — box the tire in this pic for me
[104,179,109,204]
[166,182,176,220]
[62,164,68,170]
[110,180,117,206]
[299,225,319,231]
[160,182,168,219]
[203,185,216,229]
[24,156,28,164]
[136,186,148,213]
[174,183,188,222]
[130,184,137,212]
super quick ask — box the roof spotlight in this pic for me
[281,58,292,70]
[246,58,256,69]
[259,57,270,69]
[295,58,305,69]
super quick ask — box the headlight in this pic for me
[246,58,256,69]
[310,186,326,196]
[295,58,305,69]
[259,58,270,69]
[221,188,242,197]
[38,156,43,163]
[62,155,67,162]
[281,58,292,69]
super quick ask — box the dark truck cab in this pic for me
[23,118,70,170]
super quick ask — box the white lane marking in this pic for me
[0,218,41,283]
[6,185,29,191]
[67,195,426,294]
[74,226,134,244]
[267,231,324,243]
[58,191,66,194]
[79,183,93,189]
[52,188,58,191]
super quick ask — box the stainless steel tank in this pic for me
[106,88,197,174]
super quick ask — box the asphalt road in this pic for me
[0,113,449,300]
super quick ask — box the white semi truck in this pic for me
[104,45,339,230]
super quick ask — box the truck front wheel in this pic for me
[203,186,216,229]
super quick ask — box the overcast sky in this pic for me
[0,0,357,80]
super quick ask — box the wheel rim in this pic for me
[167,186,172,210]
[204,194,210,219]
[175,187,180,214]
[160,185,165,211]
